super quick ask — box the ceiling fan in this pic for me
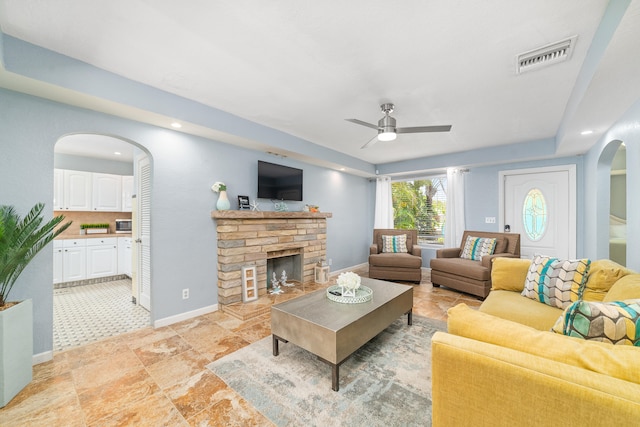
[346,103,452,149]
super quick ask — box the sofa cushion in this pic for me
[460,236,496,261]
[582,259,633,301]
[480,290,562,330]
[368,252,421,268]
[604,274,640,302]
[552,300,640,346]
[521,255,591,309]
[449,303,640,385]
[429,257,490,281]
[491,258,532,292]
[381,234,408,253]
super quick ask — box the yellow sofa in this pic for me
[431,259,640,426]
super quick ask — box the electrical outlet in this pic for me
[485,217,496,224]
[328,258,332,266]
[182,288,189,299]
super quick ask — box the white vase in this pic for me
[216,190,231,210]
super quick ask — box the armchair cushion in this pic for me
[369,252,422,268]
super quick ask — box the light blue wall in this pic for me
[0,89,372,355]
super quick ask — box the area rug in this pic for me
[207,315,446,426]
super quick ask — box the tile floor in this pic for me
[53,279,150,352]
[0,271,481,426]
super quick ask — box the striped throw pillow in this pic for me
[381,234,408,253]
[460,236,497,261]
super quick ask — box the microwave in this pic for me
[115,219,132,234]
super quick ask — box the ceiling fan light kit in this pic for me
[346,103,451,148]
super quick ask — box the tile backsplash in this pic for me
[54,211,132,237]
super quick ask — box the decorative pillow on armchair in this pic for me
[552,300,640,346]
[381,234,408,253]
[521,255,591,309]
[460,236,497,261]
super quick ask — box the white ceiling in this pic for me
[1,0,639,166]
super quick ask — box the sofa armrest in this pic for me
[436,247,460,258]
[431,332,640,426]
[411,246,422,257]
[481,253,519,269]
[369,244,378,255]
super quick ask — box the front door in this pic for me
[500,165,576,259]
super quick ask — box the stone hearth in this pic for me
[211,211,332,314]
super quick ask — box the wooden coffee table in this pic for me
[271,277,413,391]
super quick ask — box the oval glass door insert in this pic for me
[522,188,547,241]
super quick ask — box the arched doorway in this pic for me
[52,133,152,351]
[596,140,626,265]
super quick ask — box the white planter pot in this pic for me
[0,299,33,408]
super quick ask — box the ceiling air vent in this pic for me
[516,36,577,74]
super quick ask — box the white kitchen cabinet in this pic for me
[118,237,132,277]
[53,240,63,284]
[121,176,133,212]
[63,170,92,211]
[53,169,64,210]
[86,237,118,278]
[62,239,86,282]
[92,173,122,212]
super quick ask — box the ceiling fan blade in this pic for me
[396,125,452,134]
[345,118,379,130]
[360,134,379,149]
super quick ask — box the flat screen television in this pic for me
[257,160,303,201]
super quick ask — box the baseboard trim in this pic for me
[153,304,218,328]
[329,263,369,277]
[33,350,53,366]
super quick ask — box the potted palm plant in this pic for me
[0,202,71,407]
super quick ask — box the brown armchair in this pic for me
[429,230,521,298]
[369,229,423,283]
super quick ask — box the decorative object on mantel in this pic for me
[269,272,283,294]
[274,201,288,212]
[80,223,110,234]
[250,199,260,211]
[211,181,230,210]
[326,271,373,304]
[237,195,250,210]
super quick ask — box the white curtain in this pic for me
[445,168,466,247]
[374,176,394,229]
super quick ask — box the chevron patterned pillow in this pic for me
[552,300,640,346]
[460,236,497,261]
[521,255,591,309]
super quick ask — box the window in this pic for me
[522,188,547,241]
[391,177,447,245]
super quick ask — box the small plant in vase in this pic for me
[211,181,230,210]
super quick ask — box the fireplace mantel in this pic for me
[211,211,332,219]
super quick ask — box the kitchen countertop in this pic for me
[55,233,132,240]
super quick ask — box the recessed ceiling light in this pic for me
[171,122,182,129]
[580,130,593,135]
[339,168,346,171]
[114,151,121,155]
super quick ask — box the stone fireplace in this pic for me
[211,210,332,307]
